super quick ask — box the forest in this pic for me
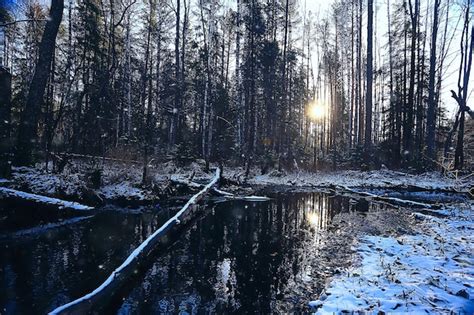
[0,0,473,313]
[0,0,472,176]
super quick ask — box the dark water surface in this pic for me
[0,192,371,314]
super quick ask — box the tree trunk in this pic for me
[356,0,363,145]
[404,0,419,160]
[0,66,12,177]
[426,0,440,160]
[454,23,474,169]
[170,0,181,147]
[364,0,373,152]
[15,0,64,166]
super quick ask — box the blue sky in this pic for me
[0,0,16,10]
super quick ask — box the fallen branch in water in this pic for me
[335,185,441,210]
[0,187,94,211]
[172,178,270,201]
[222,194,271,201]
[49,167,221,315]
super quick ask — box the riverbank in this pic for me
[0,159,471,207]
[309,203,474,313]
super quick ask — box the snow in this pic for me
[5,161,470,206]
[5,161,218,203]
[11,166,87,197]
[98,182,147,201]
[227,195,271,201]
[48,168,221,315]
[252,169,472,192]
[0,187,94,211]
[310,205,474,314]
[339,185,437,208]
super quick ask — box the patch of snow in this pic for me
[98,182,146,201]
[310,208,474,314]
[11,166,87,197]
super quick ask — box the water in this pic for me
[0,192,379,314]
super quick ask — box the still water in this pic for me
[0,192,372,314]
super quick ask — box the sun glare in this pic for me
[308,101,326,120]
[307,211,320,227]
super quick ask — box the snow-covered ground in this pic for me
[5,161,218,203]
[3,161,471,205]
[251,169,472,192]
[310,204,474,314]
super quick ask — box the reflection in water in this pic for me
[0,192,370,314]
[0,209,174,314]
[114,192,361,314]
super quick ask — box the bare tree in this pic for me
[15,0,64,166]
[425,0,441,160]
[364,0,373,151]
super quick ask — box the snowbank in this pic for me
[310,207,474,313]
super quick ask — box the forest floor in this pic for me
[0,158,473,313]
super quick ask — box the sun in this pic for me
[307,211,320,227]
[308,101,326,120]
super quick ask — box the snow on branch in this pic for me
[49,167,221,315]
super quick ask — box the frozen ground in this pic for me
[310,204,474,314]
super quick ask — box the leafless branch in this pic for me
[114,0,137,28]
[0,18,48,27]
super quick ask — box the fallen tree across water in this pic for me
[0,187,94,211]
[334,185,441,210]
[49,167,221,315]
[171,178,270,201]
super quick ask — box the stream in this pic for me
[0,190,457,314]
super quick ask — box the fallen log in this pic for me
[49,167,221,315]
[335,185,441,210]
[171,178,270,201]
[0,187,94,211]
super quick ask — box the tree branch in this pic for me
[0,18,48,27]
[114,0,137,28]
